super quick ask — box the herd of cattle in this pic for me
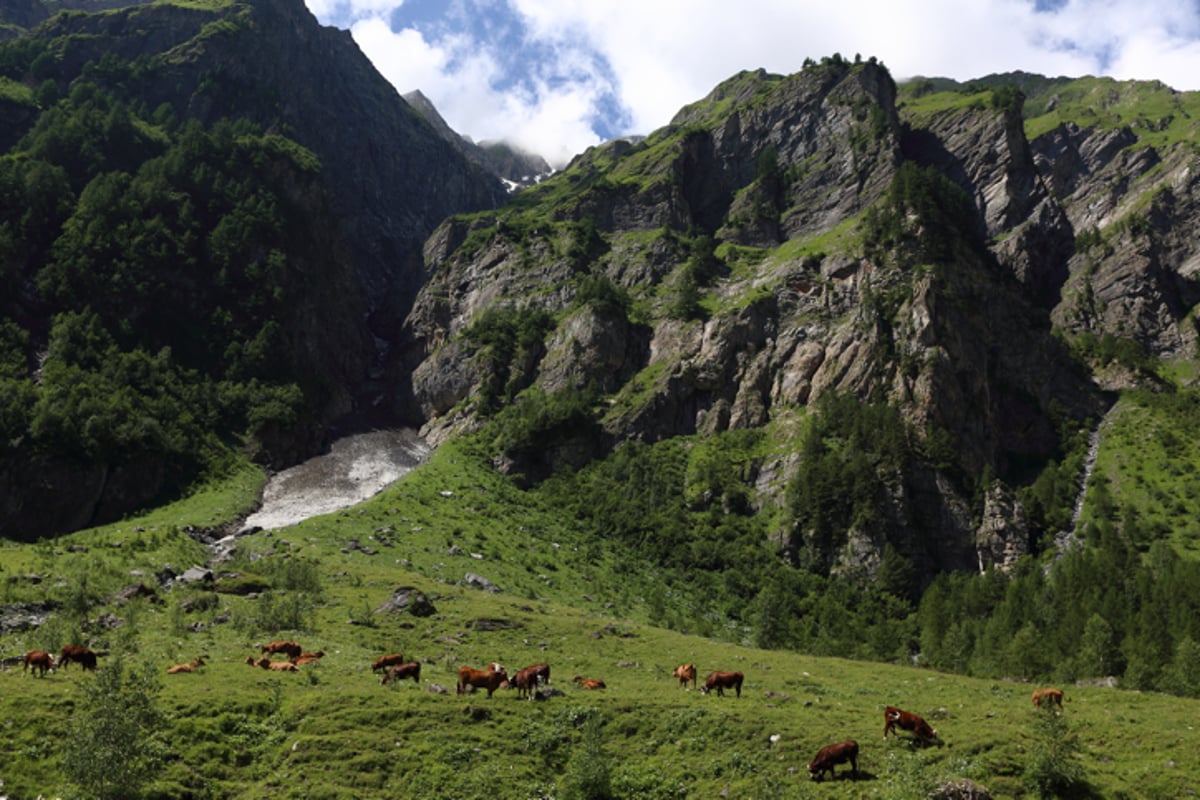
[17,645,1067,782]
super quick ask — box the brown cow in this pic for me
[372,652,406,673]
[59,644,98,671]
[261,641,302,660]
[673,663,697,689]
[884,706,937,747]
[808,739,858,782]
[457,664,508,697]
[381,661,421,686]
[512,663,551,699]
[700,670,743,698]
[572,675,606,690]
[167,657,206,674]
[257,657,298,672]
[1032,688,1065,709]
[293,653,324,666]
[24,649,54,677]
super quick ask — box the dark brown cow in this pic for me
[672,663,697,688]
[59,644,97,671]
[372,652,406,673]
[512,663,551,699]
[381,661,421,686]
[261,640,302,660]
[884,706,937,747]
[457,664,508,697]
[700,670,743,698]
[1032,688,1064,709]
[24,649,54,677]
[808,739,858,782]
[572,675,606,690]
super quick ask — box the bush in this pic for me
[61,655,166,800]
[1023,704,1086,798]
[559,715,613,800]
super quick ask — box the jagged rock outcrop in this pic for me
[975,482,1031,572]
[1040,133,1200,358]
[399,59,1117,574]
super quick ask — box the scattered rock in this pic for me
[427,683,449,694]
[86,613,124,630]
[463,573,499,593]
[107,582,159,606]
[179,566,214,584]
[374,586,437,618]
[0,601,59,634]
[930,779,992,800]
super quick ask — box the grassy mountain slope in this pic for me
[2,454,1199,798]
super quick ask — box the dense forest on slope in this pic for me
[0,0,503,537]
[0,75,369,534]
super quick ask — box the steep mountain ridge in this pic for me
[403,89,553,189]
[398,58,1200,576]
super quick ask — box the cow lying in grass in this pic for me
[167,657,206,674]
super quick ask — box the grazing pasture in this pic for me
[0,447,1198,797]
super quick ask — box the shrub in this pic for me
[61,655,166,800]
[1023,704,1086,798]
[559,715,613,800]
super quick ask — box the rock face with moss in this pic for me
[396,58,1200,575]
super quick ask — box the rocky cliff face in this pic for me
[400,59,1170,576]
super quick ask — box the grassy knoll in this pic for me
[0,440,1198,798]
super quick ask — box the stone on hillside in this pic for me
[463,573,500,593]
[929,779,992,800]
[179,566,214,584]
[374,586,437,617]
[107,582,159,605]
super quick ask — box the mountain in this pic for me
[403,89,553,190]
[0,0,505,537]
[395,55,1200,579]
[2,4,1200,587]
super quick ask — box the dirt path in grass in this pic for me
[241,428,428,531]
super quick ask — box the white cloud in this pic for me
[308,0,1200,165]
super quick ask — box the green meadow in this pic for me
[1,437,1198,799]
